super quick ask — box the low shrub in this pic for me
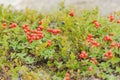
[0,5,120,80]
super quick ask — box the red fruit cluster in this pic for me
[88,66,92,71]
[65,73,70,80]
[3,22,7,29]
[37,25,44,31]
[22,24,44,43]
[86,34,100,47]
[117,43,120,48]
[10,23,17,28]
[91,40,100,47]
[108,15,114,22]
[79,51,88,59]
[90,58,98,64]
[47,28,61,35]
[69,10,74,17]
[109,32,114,36]
[117,20,120,23]
[93,20,101,29]
[104,35,112,41]
[87,34,93,43]
[46,40,52,47]
[38,19,44,25]
[22,23,61,44]
[104,51,113,58]
[2,22,17,29]
[110,41,117,48]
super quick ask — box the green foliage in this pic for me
[0,4,120,80]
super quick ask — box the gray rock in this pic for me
[0,0,120,15]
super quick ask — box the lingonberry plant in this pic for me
[0,4,120,80]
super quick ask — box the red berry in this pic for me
[104,51,113,58]
[94,21,101,29]
[22,24,30,30]
[3,22,7,26]
[32,35,36,40]
[66,77,70,80]
[79,51,88,59]
[22,23,44,43]
[86,34,93,43]
[92,20,97,24]
[36,36,40,40]
[3,22,7,29]
[88,67,92,71]
[52,30,58,35]
[30,30,35,33]
[65,73,70,77]
[10,23,17,29]
[28,38,33,43]
[88,34,93,38]
[69,10,74,17]
[65,73,70,80]
[110,41,117,48]
[92,20,101,29]
[117,20,120,23]
[51,29,61,35]
[38,19,44,25]
[91,40,100,47]
[38,26,44,31]
[46,40,52,47]
[117,43,120,48]
[36,31,42,34]
[91,58,98,64]
[108,15,114,22]
[104,35,112,41]
[47,28,53,33]
[12,23,17,27]
[27,35,31,40]
[109,32,114,36]
[9,24,13,28]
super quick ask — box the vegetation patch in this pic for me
[0,5,120,80]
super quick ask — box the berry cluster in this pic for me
[2,22,17,29]
[108,15,114,22]
[47,28,61,35]
[22,24,44,43]
[79,15,120,67]
[104,51,113,59]
[87,34,100,47]
[10,23,17,29]
[90,57,98,64]
[46,40,52,47]
[93,20,101,29]
[3,22,7,29]
[65,73,70,80]
[79,51,88,59]
[117,20,120,23]
[87,34,93,43]
[69,10,74,17]
[104,35,112,41]
[91,40,100,47]
[110,41,117,48]
[22,20,61,45]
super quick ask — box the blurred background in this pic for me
[0,0,120,15]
